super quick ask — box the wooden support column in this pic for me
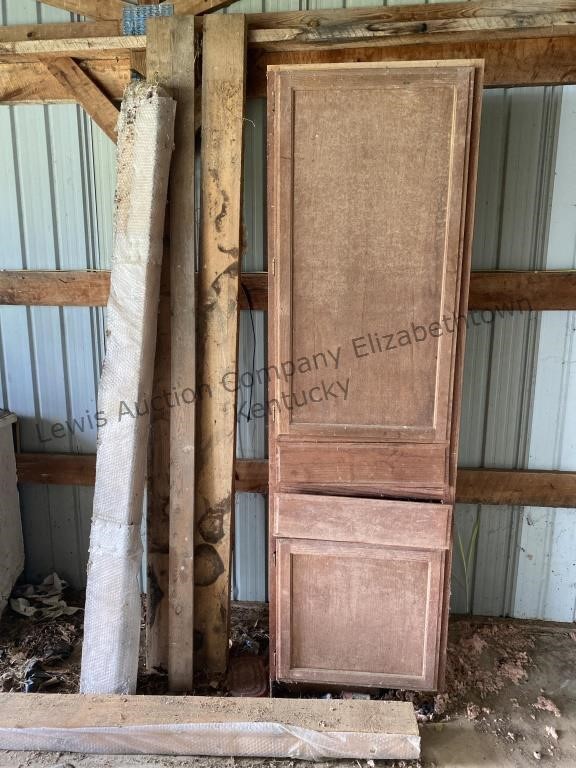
[147,16,197,692]
[195,13,247,675]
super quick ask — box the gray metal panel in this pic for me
[453,85,564,616]
[514,86,576,621]
[0,1,116,588]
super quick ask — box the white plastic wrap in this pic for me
[0,721,420,760]
[80,83,176,695]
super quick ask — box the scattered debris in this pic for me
[10,574,81,620]
[533,750,542,760]
[533,695,562,718]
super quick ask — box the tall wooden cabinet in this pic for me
[268,62,483,690]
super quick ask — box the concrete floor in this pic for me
[1,619,575,767]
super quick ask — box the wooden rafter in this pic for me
[14,453,576,509]
[44,57,119,141]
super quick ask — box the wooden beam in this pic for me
[172,0,239,15]
[147,15,197,694]
[247,1,576,29]
[15,454,576,509]
[0,35,144,60]
[0,270,265,309]
[0,270,110,306]
[0,21,120,42]
[15,452,97,485]
[456,469,576,508]
[249,12,576,52]
[0,58,130,104]
[468,270,576,311]
[146,250,171,676]
[195,13,247,676]
[2,269,575,312]
[45,57,119,141]
[40,1,127,21]
[0,694,419,760]
[247,35,576,97]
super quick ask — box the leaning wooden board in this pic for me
[268,61,483,691]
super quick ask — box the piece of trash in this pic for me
[366,760,375,767]
[506,732,516,741]
[533,751,541,760]
[466,703,481,720]
[546,725,558,740]
[10,573,81,620]
[533,696,562,718]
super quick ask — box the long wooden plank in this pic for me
[0,35,144,60]
[145,250,171,675]
[250,12,576,52]
[14,454,576,508]
[457,469,576,507]
[40,1,127,20]
[2,270,574,311]
[468,270,576,311]
[247,1,576,28]
[172,0,239,14]
[147,15,197,694]
[196,13,247,676]
[45,57,119,141]
[0,21,121,42]
[0,694,419,760]
[0,270,267,309]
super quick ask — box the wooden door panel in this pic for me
[275,440,448,499]
[272,494,452,690]
[273,493,451,549]
[268,62,480,448]
[275,540,447,690]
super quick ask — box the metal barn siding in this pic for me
[514,86,576,622]
[451,85,563,616]
[0,2,116,587]
[1,1,575,618]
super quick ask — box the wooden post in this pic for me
[147,16,197,692]
[195,13,247,675]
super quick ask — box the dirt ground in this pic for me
[1,598,575,767]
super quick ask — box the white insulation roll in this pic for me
[80,83,176,694]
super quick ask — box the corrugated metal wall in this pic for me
[0,1,116,586]
[1,1,575,620]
